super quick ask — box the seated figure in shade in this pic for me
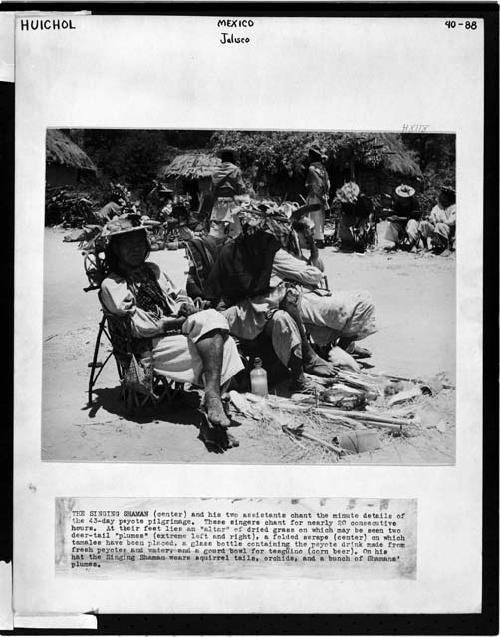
[336,182,374,253]
[99,214,244,452]
[202,204,376,390]
[382,184,422,251]
[418,187,456,255]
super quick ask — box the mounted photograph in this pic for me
[42,128,456,464]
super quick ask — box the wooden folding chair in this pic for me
[87,296,184,410]
[82,242,184,410]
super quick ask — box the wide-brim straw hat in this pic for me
[101,214,150,240]
[395,184,415,198]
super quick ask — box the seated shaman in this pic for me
[99,215,244,451]
[203,204,376,389]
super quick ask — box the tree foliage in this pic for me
[402,133,455,211]
[52,130,455,221]
[210,130,391,177]
[75,130,214,195]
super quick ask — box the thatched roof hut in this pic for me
[159,152,221,180]
[46,129,97,187]
[332,133,423,197]
[46,129,97,172]
[377,133,422,177]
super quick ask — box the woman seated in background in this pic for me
[336,182,374,253]
[99,214,244,452]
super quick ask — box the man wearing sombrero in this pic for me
[99,214,244,451]
[382,184,422,251]
[305,145,331,248]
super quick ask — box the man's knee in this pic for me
[184,308,230,341]
[434,222,449,238]
[269,309,295,332]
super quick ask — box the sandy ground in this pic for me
[42,226,456,464]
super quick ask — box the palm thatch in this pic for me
[159,152,221,180]
[376,133,421,177]
[46,129,97,172]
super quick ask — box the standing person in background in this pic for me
[210,148,248,237]
[305,146,331,249]
[382,184,421,251]
[418,187,456,255]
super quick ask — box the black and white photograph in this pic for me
[14,10,491,621]
[42,128,456,464]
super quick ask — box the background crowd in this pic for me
[45,129,456,256]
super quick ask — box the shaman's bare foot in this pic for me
[203,391,230,428]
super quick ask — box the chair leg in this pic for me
[88,316,107,406]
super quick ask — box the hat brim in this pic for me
[103,226,149,239]
[395,188,415,198]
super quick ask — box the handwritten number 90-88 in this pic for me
[445,20,477,29]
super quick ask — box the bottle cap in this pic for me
[254,357,262,366]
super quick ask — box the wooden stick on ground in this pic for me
[313,406,413,427]
[300,430,347,455]
[282,425,345,456]
[361,420,403,433]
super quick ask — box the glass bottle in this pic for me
[250,357,268,398]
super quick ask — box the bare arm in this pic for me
[272,249,324,286]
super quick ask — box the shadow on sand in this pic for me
[83,385,243,453]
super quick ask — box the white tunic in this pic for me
[101,262,243,386]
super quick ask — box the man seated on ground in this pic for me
[204,205,337,392]
[381,184,421,251]
[418,187,456,255]
[99,215,244,452]
[272,216,376,366]
[94,190,122,224]
[204,205,376,389]
[336,182,374,253]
